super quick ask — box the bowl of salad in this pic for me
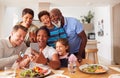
[79,64,109,74]
[20,66,51,78]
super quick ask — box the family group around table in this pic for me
[0,8,87,70]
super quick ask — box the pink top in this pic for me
[68,54,77,62]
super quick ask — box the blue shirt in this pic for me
[48,26,67,48]
[63,17,83,53]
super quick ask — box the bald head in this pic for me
[50,8,62,16]
[50,8,63,26]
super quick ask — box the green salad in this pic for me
[82,65,105,73]
[20,69,44,78]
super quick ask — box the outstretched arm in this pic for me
[48,53,61,69]
[32,50,61,69]
[77,30,87,61]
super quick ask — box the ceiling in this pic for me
[0,0,120,7]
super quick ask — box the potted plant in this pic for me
[81,10,94,23]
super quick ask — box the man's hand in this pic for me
[76,54,82,63]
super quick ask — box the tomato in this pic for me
[33,66,43,73]
[32,66,48,74]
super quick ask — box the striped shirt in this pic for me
[48,26,67,48]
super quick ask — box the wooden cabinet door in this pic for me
[113,3,120,64]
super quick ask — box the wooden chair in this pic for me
[85,48,98,64]
[79,59,93,65]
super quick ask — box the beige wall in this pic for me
[0,5,6,38]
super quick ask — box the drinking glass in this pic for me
[68,62,76,73]
[4,66,16,77]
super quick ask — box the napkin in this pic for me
[68,54,77,62]
[51,69,64,74]
[108,74,120,78]
[0,72,13,78]
[109,66,120,72]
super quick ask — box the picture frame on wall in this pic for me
[98,19,104,36]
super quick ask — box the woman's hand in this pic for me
[31,49,47,64]
[30,49,39,62]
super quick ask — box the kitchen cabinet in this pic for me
[113,3,120,64]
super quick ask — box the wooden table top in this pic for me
[15,59,120,78]
[60,66,120,78]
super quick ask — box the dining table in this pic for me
[0,59,120,78]
[14,59,120,78]
[59,66,120,78]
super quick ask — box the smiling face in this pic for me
[50,11,61,26]
[40,15,51,27]
[22,13,33,28]
[36,29,49,48]
[56,41,68,56]
[11,28,27,46]
[50,9,62,26]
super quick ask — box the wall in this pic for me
[94,6,112,65]
[0,4,39,38]
[0,4,6,38]
[50,7,94,20]
[1,7,15,38]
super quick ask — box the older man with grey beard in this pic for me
[50,8,87,62]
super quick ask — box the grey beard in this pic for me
[52,21,61,28]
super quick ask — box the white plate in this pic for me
[44,68,51,76]
[108,74,120,78]
[79,64,109,74]
[20,67,51,77]
[0,72,5,76]
[29,62,50,69]
[0,75,12,78]
[51,69,64,74]
[45,74,70,78]
[29,62,51,76]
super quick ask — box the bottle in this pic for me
[68,54,77,73]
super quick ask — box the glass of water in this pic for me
[4,66,16,77]
[68,62,76,73]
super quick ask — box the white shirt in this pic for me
[25,45,57,60]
